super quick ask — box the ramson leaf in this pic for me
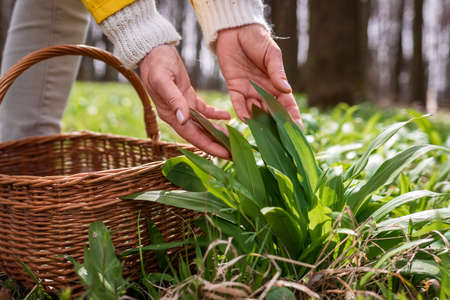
[251,82,320,208]
[261,207,305,257]
[370,190,443,222]
[124,190,234,222]
[228,125,267,211]
[190,108,231,151]
[347,144,449,213]
[247,106,307,213]
[344,116,428,181]
[359,238,433,287]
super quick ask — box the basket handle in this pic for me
[0,44,160,143]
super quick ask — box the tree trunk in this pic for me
[102,34,118,81]
[393,0,405,102]
[410,0,426,106]
[306,0,366,107]
[442,0,450,107]
[174,0,186,54]
[359,0,371,101]
[446,44,450,107]
[268,0,299,89]
[77,25,96,81]
[191,23,203,89]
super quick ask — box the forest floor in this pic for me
[0,81,448,299]
[64,81,450,143]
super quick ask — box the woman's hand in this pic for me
[216,24,302,125]
[139,44,231,158]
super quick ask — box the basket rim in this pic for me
[0,130,194,186]
[0,130,158,149]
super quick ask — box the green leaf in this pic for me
[251,82,320,207]
[266,287,296,300]
[124,190,234,222]
[399,173,410,194]
[409,110,442,145]
[18,261,48,295]
[362,113,382,136]
[308,203,332,237]
[190,108,231,151]
[399,259,441,277]
[408,157,435,182]
[162,158,206,192]
[319,174,344,211]
[198,216,253,253]
[259,166,283,207]
[270,167,309,228]
[347,144,449,213]
[176,149,239,208]
[359,238,433,287]
[251,82,292,121]
[375,207,450,234]
[370,190,443,222]
[437,159,450,183]
[228,125,266,210]
[247,107,307,211]
[71,221,130,300]
[284,122,321,191]
[247,106,290,173]
[412,220,450,238]
[344,117,426,181]
[178,148,227,183]
[440,254,450,299]
[121,240,196,256]
[147,218,169,270]
[270,168,295,212]
[261,207,305,257]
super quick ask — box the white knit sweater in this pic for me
[100,0,269,69]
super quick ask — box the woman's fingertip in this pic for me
[282,79,292,93]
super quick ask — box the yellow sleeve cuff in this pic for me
[81,0,136,23]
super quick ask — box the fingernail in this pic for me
[282,79,292,92]
[176,109,185,124]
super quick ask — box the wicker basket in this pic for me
[0,45,201,292]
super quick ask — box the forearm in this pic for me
[191,0,270,50]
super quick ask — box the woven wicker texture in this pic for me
[0,45,200,292]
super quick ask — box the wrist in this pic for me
[100,0,181,69]
[192,0,270,51]
[139,43,177,68]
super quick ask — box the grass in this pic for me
[1,81,449,299]
[64,82,450,148]
[63,82,233,143]
[127,83,450,299]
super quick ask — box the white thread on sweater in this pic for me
[100,0,181,69]
[192,0,270,51]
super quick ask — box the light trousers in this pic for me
[0,0,90,142]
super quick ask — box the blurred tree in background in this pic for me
[267,0,299,90]
[1,0,450,110]
[306,0,368,107]
[411,0,426,106]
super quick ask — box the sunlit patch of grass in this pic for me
[64,82,235,144]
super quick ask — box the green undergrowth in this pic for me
[64,82,450,148]
[1,81,449,299]
[63,82,232,143]
[123,83,449,299]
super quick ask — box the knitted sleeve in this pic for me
[100,0,181,69]
[191,0,270,51]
